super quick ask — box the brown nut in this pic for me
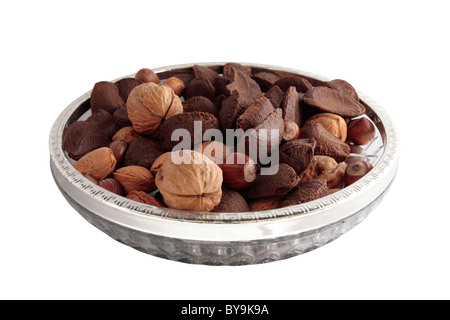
[111,126,140,144]
[193,141,230,168]
[155,150,223,212]
[282,119,300,142]
[126,190,164,207]
[98,178,124,196]
[62,121,110,160]
[74,147,117,180]
[124,137,165,169]
[299,155,345,189]
[113,165,156,194]
[279,179,330,207]
[135,68,160,84]
[344,159,373,186]
[222,152,257,190]
[248,197,281,211]
[90,81,125,114]
[150,152,172,176]
[305,113,347,142]
[211,188,249,213]
[347,117,376,145]
[303,85,365,118]
[109,140,128,167]
[298,120,350,163]
[164,76,185,96]
[126,83,183,135]
[158,111,220,150]
[243,163,300,200]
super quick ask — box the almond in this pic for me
[74,147,117,180]
[113,165,156,194]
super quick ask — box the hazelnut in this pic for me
[126,83,183,135]
[155,150,223,212]
[305,113,347,142]
[74,147,117,181]
[222,153,257,190]
[113,165,156,194]
[344,159,373,186]
[135,68,160,84]
[347,117,376,145]
[98,178,124,196]
[126,190,164,207]
[164,76,185,96]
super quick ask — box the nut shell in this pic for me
[347,117,375,145]
[98,178,124,196]
[299,155,345,189]
[126,190,164,207]
[155,150,223,212]
[135,68,160,84]
[164,76,185,96]
[74,147,117,180]
[113,165,156,194]
[111,126,140,143]
[305,113,347,142]
[127,83,183,135]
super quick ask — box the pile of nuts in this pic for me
[63,63,377,212]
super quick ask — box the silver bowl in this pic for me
[49,62,399,265]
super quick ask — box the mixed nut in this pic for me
[62,63,377,213]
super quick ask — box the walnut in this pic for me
[126,83,183,135]
[155,150,223,212]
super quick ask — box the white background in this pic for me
[1,0,449,300]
